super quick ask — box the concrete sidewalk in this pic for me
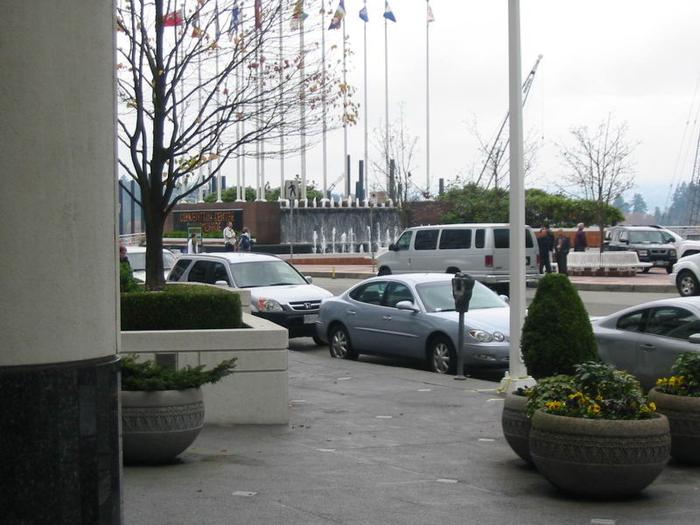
[124,350,700,525]
[292,263,677,293]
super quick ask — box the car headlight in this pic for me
[638,249,648,257]
[468,329,493,343]
[670,249,677,257]
[258,298,283,312]
[492,331,506,342]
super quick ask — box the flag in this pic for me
[328,0,345,30]
[291,0,308,29]
[191,9,204,37]
[384,1,396,22]
[255,0,262,29]
[214,1,221,40]
[229,1,241,39]
[163,10,184,26]
[359,5,368,22]
[427,4,435,23]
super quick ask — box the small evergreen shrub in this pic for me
[121,355,236,391]
[521,273,599,379]
[121,284,242,331]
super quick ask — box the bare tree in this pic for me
[558,115,636,243]
[371,104,420,203]
[117,0,350,288]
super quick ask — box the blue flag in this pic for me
[329,0,346,30]
[359,6,368,22]
[384,1,396,22]
[228,2,241,40]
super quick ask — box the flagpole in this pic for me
[384,2,390,195]
[425,0,431,197]
[256,3,263,201]
[363,0,368,202]
[342,13,348,196]
[237,1,245,202]
[215,0,223,202]
[300,6,307,203]
[278,0,284,200]
[197,3,204,203]
[322,1,328,199]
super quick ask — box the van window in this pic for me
[439,229,471,249]
[414,230,439,250]
[494,228,536,249]
[396,231,412,250]
[475,229,485,248]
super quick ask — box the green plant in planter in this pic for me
[655,352,700,396]
[121,355,236,391]
[521,273,599,379]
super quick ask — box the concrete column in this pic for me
[0,1,121,523]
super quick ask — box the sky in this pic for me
[284,0,700,212]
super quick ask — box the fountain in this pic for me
[367,225,372,253]
[340,232,347,253]
[385,229,391,248]
[349,227,355,253]
[393,226,399,244]
[321,227,327,254]
[331,227,336,254]
[312,231,318,254]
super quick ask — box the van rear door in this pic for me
[492,227,538,273]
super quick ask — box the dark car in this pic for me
[606,226,677,273]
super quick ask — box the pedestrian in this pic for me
[187,232,199,254]
[223,221,237,252]
[555,229,571,275]
[238,227,252,252]
[574,223,587,252]
[119,242,132,275]
[537,223,555,273]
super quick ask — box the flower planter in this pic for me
[501,392,533,464]
[529,410,670,497]
[648,387,700,465]
[121,388,204,464]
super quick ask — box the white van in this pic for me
[376,223,541,286]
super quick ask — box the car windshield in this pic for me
[628,231,667,244]
[416,281,507,313]
[229,261,307,288]
[128,250,175,271]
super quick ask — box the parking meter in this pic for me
[452,273,475,380]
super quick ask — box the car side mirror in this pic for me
[389,243,398,251]
[395,300,419,312]
[305,275,313,284]
[689,334,700,345]
[498,294,510,303]
[215,280,229,287]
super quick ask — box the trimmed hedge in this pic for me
[121,284,242,331]
[521,273,599,380]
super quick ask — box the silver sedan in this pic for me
[593,296,700,389]
[315,273,510,374]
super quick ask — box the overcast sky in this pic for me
[283,0,700,212]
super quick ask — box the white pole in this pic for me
[425,0,430,196]
[362,0,368,201]
[300,9,307,202]
[384,5,389,193]
[215,1,223,202]
[278,0,284,199]
[507,0,528,382]
[197,5,204,202]
[236,2,244,201]
[342,14,348,196]
[322,1,328,198]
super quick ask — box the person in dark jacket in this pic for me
[555,229,571,275]
[537,224,555,273]
[574,223,587,252]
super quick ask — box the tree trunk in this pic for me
[144,204,166,290]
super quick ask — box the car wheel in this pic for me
[328,325,358,360]
[677,270,699,297]
[312,335,325,346]
[428,335,456,375]
[446,267,460,274]
[642,267,651,273]
[666,266,674,274]
[378,266,392,276]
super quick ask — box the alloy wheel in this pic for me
[432,341,451,374]
[330,329,349,358]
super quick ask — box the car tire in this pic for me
[642,267,651,273]
[446,267,460,274]
[666,266,674,274]
[312,335,325,346]
[378,266,392,276]
[328,324,358,360]
[677,270,699,297]
[428,335,457,375]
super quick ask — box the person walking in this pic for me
[537,224,555,273]
[187,233,199,254]
[555,229,571,275]
[574,223,587,252]
[223,221,237,252]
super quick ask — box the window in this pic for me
[396,231,413,250]
[384,282,414,308]
[212,263,230,285]
[616,311,645,332]
[414,230,439,250]
[416,281,506,313]
[494,229,509,249]
[228,261,306,288]
[350,281,388,305]
[439,229,471,249]
[645,307,700,339]
[187,261,210,283]
[169,259,191,281]
[475,229,485,248]
[525,229,534,248]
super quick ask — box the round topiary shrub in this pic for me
[521,273,598,380]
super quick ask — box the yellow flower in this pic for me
[648,402,656,412]
[656,377,669,386]
[545,401,563,411]
[588,403,601,415]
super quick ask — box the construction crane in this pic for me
[475,54,543,189]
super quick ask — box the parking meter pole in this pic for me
[290,198,294,261]
[455,310,466,380]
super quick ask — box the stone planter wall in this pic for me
[121,312,289,424]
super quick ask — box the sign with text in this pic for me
[172,208,244,234]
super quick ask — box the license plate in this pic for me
[304,314,319,324]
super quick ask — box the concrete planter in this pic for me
[501,393,533,464]
[121,312,289,424]
[648,387,700,464]
[530,410,670,497]
[121,388,204,464]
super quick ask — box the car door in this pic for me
[636,306,700,388]
[375,282,425,358]
[346,281,390,351]
[390,230,414,273]
[596,309,648,376]
[410,229,440,272]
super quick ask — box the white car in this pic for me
[671,252,700,297]
[126,246,177,282]
[167,252,333,341]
